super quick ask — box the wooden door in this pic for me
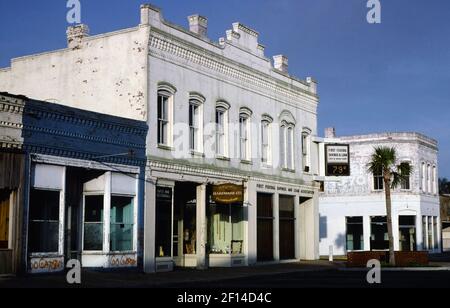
[279,195,295,260]
[0,191,10,249]
[257,193,273,262]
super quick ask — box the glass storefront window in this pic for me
[346,217,364,251]
[208,202,244,255]
[155,187,173,257]
[84,195,104,251]
[29,189,60,253]
[370,216,388,250]
[110,196,134,251]
[399,216,416,251]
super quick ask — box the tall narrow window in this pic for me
[157,83,176,146]
[280,124,286,168]
[302,130,310,172]
[216,110,225,156]
[373,169,384,191]
[261,116,272,165]
[346,217,364,251]
[427,164,432,193]
[239,115,250,161]
[215,101,230,157]
[110,196,134,251]
[158,94,169,145]
[401,162,411,190]
[189,103,199,151]
[432,166,437,195]
[84,195,104,251]
[421,162,426,193]
[287,127,294,170]
[29,189,60,253]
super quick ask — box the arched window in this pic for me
[427,163,432,193]
[215,101,230,157]
[239,107,252,161]
[189,92,205,153]
[432,165,437,195]
[279,110,296,170]
[302,128,312,173]
[157,82,176,146]
[421,162,426,193]
[261,114,273,165]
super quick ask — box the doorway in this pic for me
[0,190,11,249]
[399,216,416,251]
[257,193,274,262]
[279,195,295,260]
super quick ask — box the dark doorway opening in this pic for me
[257,193,273,262]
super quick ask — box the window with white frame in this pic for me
[401,161,411,190]
[301,129,311,172]
[427,163,432,193]
[215,101,230,157]
[432,165,437,194]
[280,122,295,170]
[261,115,273,165]
[29,189,61,253]
[373,169,384,191]
[239,108,252,161]
[421,162,426,192]
[189,94,204,152]
[157,83,176,146]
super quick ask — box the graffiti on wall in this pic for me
[29,256,64,273]
[108,254,137,268]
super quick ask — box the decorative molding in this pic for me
[189,92,206,104]
[148,31,318,112]
[261,113,273,123]
[216,100,231,111]
[239,107,253,118]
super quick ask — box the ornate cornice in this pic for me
[149,30,318,114]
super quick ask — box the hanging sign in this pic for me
[212,184,244,204]
[325,144,350,176]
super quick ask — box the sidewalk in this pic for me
[0,260,343,288]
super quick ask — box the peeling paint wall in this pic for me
[0,27,149,121]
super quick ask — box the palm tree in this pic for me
[439,178,450,195]
[367,147,412,266]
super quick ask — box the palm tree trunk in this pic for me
[384,175,396,266]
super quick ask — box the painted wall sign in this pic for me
[108,254,137,268]
[29,256,64,274]
[325,144,350,176]
[212,184,244,204]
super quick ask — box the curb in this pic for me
[338,267,450,272]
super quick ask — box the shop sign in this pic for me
[325,144,350,176]
[156,186,172,202]
[212,184,244,204]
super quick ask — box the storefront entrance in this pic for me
[399,216,416,251]
[257,193,274,262]
[279,195,295,260]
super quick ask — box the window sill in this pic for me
[190,150,205,158]
[158,144,174,151]
[240,159,252,165]
[216,155,230,162]
[261,163,272,168]
[282,168,295,173]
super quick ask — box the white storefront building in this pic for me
[0,4,322,272]
[319,129,441,256]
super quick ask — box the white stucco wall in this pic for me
[319,133,440,256]
[0,27,149,120]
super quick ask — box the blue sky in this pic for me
[1,0,449,178]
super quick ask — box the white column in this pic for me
[437,215,442,252]
[416,215,424,251]
[363,216,371,251]
[424,216,429,250]
[431,216,436,252]
[196,184,207,270]
[58,167,66,256]
[294,195,301,260]
[393,214,399,251]
[103,171,112,254]
[246,181,257,266]
[273,193,280,261]
[143,176,156,273]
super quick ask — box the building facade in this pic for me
[441,195,450,252]
[319,130,441,256]
[0,4,321,272]
[0,93,147,274]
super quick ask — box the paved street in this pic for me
[1,259,450,288]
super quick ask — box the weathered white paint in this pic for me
[319,132,440,256]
